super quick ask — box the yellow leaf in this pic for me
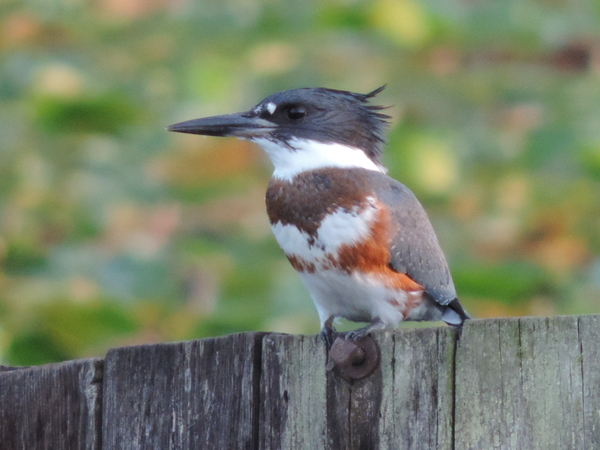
[370,0,431,47]
[412,136,458,194]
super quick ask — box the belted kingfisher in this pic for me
[168,86,470,344]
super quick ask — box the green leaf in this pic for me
[35,94,138,134]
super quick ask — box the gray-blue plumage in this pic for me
[251,86,390,161]
[368,172,457,304]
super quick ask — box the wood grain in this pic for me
[378,327,455,450]
[101,333,263,450]
[0,358,102,450]
[259,333,327,450]
[579,314,600,448]
[2,314,600,449]
[455,316,586,450]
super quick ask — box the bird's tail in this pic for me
[441,298,471,326]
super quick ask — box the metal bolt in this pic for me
[328,335,379,381]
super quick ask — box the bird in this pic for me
[168,86,470,346]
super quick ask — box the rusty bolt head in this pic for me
[329,335,379,380]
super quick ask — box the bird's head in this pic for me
[168,86,391,180]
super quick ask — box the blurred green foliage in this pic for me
[1,0,600,365]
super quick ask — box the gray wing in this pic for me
[369,173,457,305]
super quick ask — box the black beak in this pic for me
[167,112,276,138]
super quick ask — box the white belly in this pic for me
[299,269,406,327]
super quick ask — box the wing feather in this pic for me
[368,173,457,305]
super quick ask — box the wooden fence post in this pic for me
[0,359,102,450]
[1,315,599,449]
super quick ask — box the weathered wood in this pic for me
[259,328,456,450]
[455,316,588,450]
[2,314,599,449]
[259,333,327,449]
[378,327,455,450]
[102,333,263,450]
[321,334,384,450]
[579,314,600,448]
[0,358,102,450]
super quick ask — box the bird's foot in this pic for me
[320,316,338,349]
[344,319,386,341]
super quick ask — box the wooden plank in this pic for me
[520,316,584,449]
[0,358,102,450]
[326,335,383,450]
[259,331,387,450]
[455,316,585,450]
[454,318,531,449]
[102,333,263,450]
[259,334,327,450]
[257,326,456,450]
[378,327,455,450]
[579,314,600,449]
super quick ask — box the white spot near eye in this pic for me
[266,102,277,115]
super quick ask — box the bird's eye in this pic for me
[286,106,306,120]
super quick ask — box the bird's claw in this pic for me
[344,328,369,341]
[320,326,338,349]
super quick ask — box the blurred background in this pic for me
[1,0,600,365]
